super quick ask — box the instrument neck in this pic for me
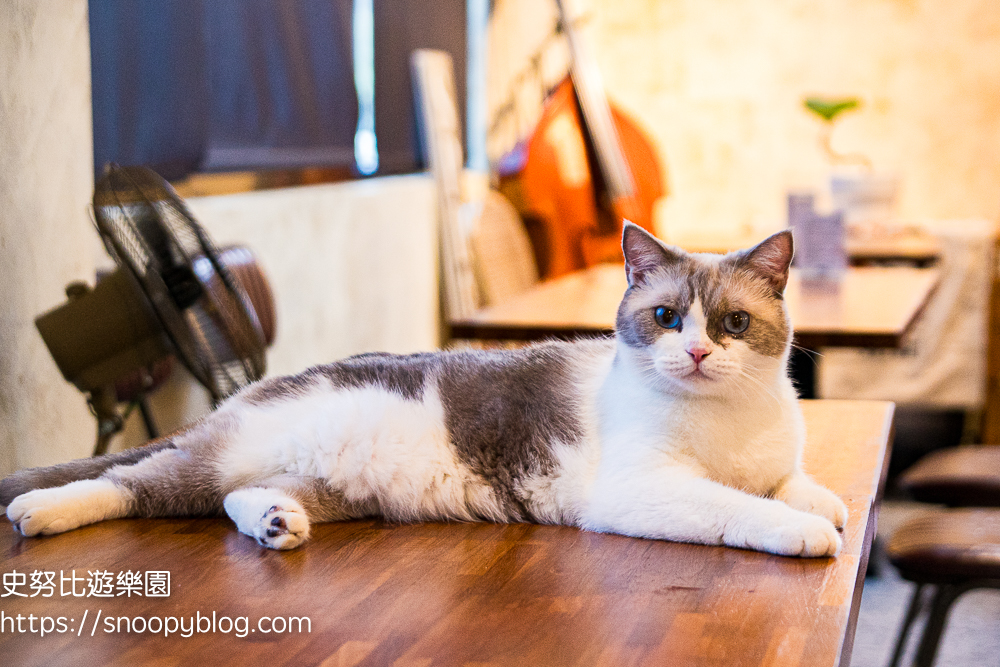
[557,0,636,203]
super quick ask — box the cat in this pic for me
[1,223,847,557]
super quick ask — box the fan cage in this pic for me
[92,165,266,402]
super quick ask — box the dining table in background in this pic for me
[451,264,941,347]
[450,264,941,398]
[451,264,941,348]
[664,226,942,267]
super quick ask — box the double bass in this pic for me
[497,0,666,281]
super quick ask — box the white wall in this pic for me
[186,176,441,376]
[0,1,98,476]
[110,176,442,449]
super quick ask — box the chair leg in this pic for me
[888,583,926,667]
[914,584,963,667]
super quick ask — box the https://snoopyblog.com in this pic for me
[1,569,311,638]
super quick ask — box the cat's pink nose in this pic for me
[688,347,711,364]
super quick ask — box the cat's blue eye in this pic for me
[722,310,750,335]
[654,307,681,330]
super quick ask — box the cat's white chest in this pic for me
[602,375,803,498]
[677,404,801,495]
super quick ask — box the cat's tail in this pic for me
[0,437,178,506]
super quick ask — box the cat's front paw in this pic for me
[754,511,842,558]
[8,488,78,536]
[775,474,848,529]
[254,504,310,550]
[6,480,126,538]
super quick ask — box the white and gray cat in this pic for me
[1,224,847,557]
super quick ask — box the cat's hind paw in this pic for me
[7,488,74,536]
[6,480,127,537]
[223,488,310,550]
[255,504,310,550]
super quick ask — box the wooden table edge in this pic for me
[835,400,896,667]
[448,321,613,341]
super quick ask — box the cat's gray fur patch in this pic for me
[247,344,585,521]
[107,447,226,518]
[0,438,177,506]
[101,414,242,518]
[435,343,584,520]
[244,351,429,404]
[616,294,667,347]
[251,474,377,522]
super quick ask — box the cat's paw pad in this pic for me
[7,489,76,537]
[760,513,842,558]
[254,504,309,550]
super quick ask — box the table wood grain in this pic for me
[452,265,940,349]
[0,400,893,667]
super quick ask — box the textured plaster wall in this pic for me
[490,0,1000,236]
[0,1,98,476]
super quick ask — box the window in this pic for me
[90,0,468,182]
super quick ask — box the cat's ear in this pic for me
[736,230,794,294]
[622,221,685,287]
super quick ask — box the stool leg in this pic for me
[914,584,962,667]
[888,583,926,667]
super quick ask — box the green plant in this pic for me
[803,96,870,168]
[804,97,860,123]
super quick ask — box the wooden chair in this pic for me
[895,234,1000,508]
[898,445,1000,507]
[884,234,1000,666]
[885,508,1000,667]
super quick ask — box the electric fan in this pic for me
[35,165,273,455]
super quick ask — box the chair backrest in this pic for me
[470,190,540,307]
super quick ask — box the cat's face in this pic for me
[615,224,793,396]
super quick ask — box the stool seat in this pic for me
[888,508,1000,584]
[885,508,1000,666]
[898,446,1000,506]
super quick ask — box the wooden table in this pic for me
[844,231,941,267]
[666,228,941,267]
[0,400,893,667]
[452,264,940,350]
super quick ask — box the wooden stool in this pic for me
[886,508,1000,667]
[899,446,1000,507]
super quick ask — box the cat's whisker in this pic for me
[789,343,825,359]
[733,368,783,409]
